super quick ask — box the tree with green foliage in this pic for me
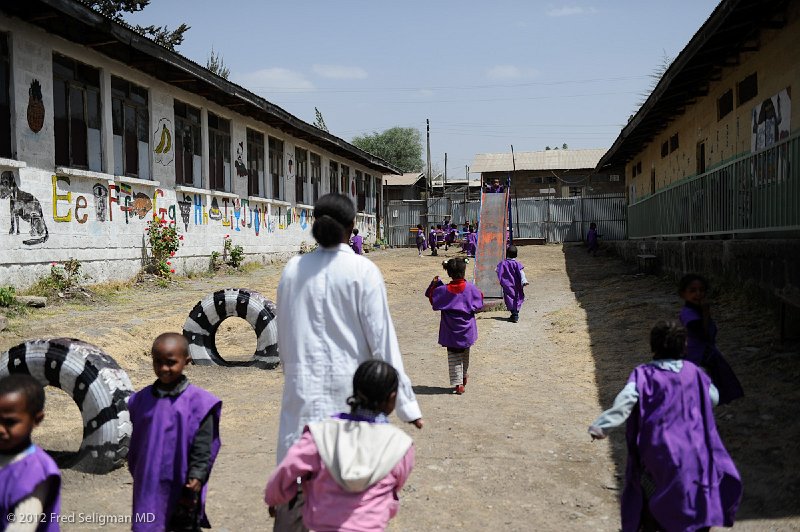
[352,127,424,172]
[206,48,230,79]
[313,107,329,132]
[85,0,190,51]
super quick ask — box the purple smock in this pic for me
[622,362,742,532]
[587,228,598,251]
[496,259,525,312]
[679,304,744,404]
[351,235,363,255]
[425,279,484,349]
[128,384,222,531]
[0,445,61,532]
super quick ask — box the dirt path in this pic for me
[1,245,798,531]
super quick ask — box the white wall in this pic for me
[0,17,378,288]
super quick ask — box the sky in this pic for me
[128,1,720,177]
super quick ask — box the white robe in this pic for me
[276,243,422,462]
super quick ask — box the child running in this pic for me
[496,245,528,323]
[127,333,222,531]
[265,360,415,532]
[350,228,363,255]
[415,224,427,256]
[428,225,439,256]
[678,274,744,404]
[587,222,601,256]
[425,257,484,394]
[0,374,61,531]
[588,320,742,532]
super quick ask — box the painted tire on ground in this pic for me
[0,338,133,473]
[183,288,279,369]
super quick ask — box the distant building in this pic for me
[470,148,621,198]
[382,172,425,202]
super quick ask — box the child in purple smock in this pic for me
[425,257,484,394]
[678,274,744,405]
[0,374,61,532]
[461,228,477,257]
[589,321,742,532]
[415,224,427,256]
[428,225,439,256]
[350,228,363,255]
[128,333,222,532]
[265,360,415,532]
[587,222,601,256]
[496,245,529,323]
[444,224,457,251]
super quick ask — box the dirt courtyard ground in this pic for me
[1,244,799,531]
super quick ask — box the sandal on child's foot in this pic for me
[463,374,468,387]
[455,384,465,395]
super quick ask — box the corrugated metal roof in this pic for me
[382,172,425,186]
[470,148,606,173]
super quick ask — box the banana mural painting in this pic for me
[153,117,174,166]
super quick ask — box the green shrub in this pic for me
[146,216,182,278]
[223,236,245,269]
[0,286,15,307]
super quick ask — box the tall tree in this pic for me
[85,0,190,51]
[313,107,329,132]
[206,48,230,79]
[352,127,424,172]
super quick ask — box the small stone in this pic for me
[17,296,47,308]
[0,315,7,332]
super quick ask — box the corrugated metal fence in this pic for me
[386,194,626,247]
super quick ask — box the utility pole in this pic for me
[444,152,448,187]
[425,119,431,227]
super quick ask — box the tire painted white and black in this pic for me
[183,288,279,369]
[0,338,134,473]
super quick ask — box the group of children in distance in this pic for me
[415,223,477,258]
[2,252,746,532]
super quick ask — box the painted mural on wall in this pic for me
[286,152,295,180]
[153,118,174,166]
[27,80,45,133]
[751,87,792,185]
[1,171,49,245]
[235,142,248,177]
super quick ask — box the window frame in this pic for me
[53,53,102,171]
[295,147,308,204]
[717,88,734,120]
[310,152,321,202]
[247,128,265,197]
[174,100,202,186]
[341,164,350,196]
[0,33,11,158]
[207,112,231,192]
[268,136,284,200]
[111,76,149,179]
[329,160,339,193]
[736,73,758,107]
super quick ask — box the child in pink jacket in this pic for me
[265,360,415,532]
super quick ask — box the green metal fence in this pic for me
[628,134,800,238]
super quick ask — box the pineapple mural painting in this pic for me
[27,79,45,133]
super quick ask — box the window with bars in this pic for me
[329,160,339,193]
[269,136,284,200]
[111,76,149,179]
[53,54,102,171]
[355,170,365,211]
[295,147,308,204]
[0,34,11,158]
[310,152,321,202]
[174,100,201,186]
[365,173,373,213]
[341,165,350,196]
[208,113,231,191]
[247,128,264,197]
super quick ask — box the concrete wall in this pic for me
[626,1,800,201]
[610,239,800,297]
[0,16,379,288]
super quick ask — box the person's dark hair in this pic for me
[678,273,709,294]
[451,224,457,229]
[589,222,597,229]
[443,257,468,279]
[151,332,190,359]
[0,374,45,416]
[436,224,442,229]
[352,228,359,235]
[650,320,686,359]
[312,194,356,247]
[416,224,423,230]
[506,245,518,259]
[346,360,399,413]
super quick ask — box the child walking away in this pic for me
[0,374,61,532]
[588,321,742,532]
[128,333,222,531]
[265,360,415,532]
[350,228,363,255]
[428,225,438,256]
[425,258,484,394]
[496,245,528,323]
[587,222,601,256]
[678,274,744,405]
[415,224,427,256]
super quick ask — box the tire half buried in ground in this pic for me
[183,288,279,369]
[0,338,133,473]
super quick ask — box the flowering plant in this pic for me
[146,216,182,278]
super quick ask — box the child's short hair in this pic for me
[442,257,468,279]
[312,194,356,247]
[650,320,686,359]
[416,224,422,230]
[678,273,709,293]
[352,228,359,235]
[0,374,45,416]
[506,245,518,259]
[589,222,597,229]
[151,332,190,358]
[347,360,399,412]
